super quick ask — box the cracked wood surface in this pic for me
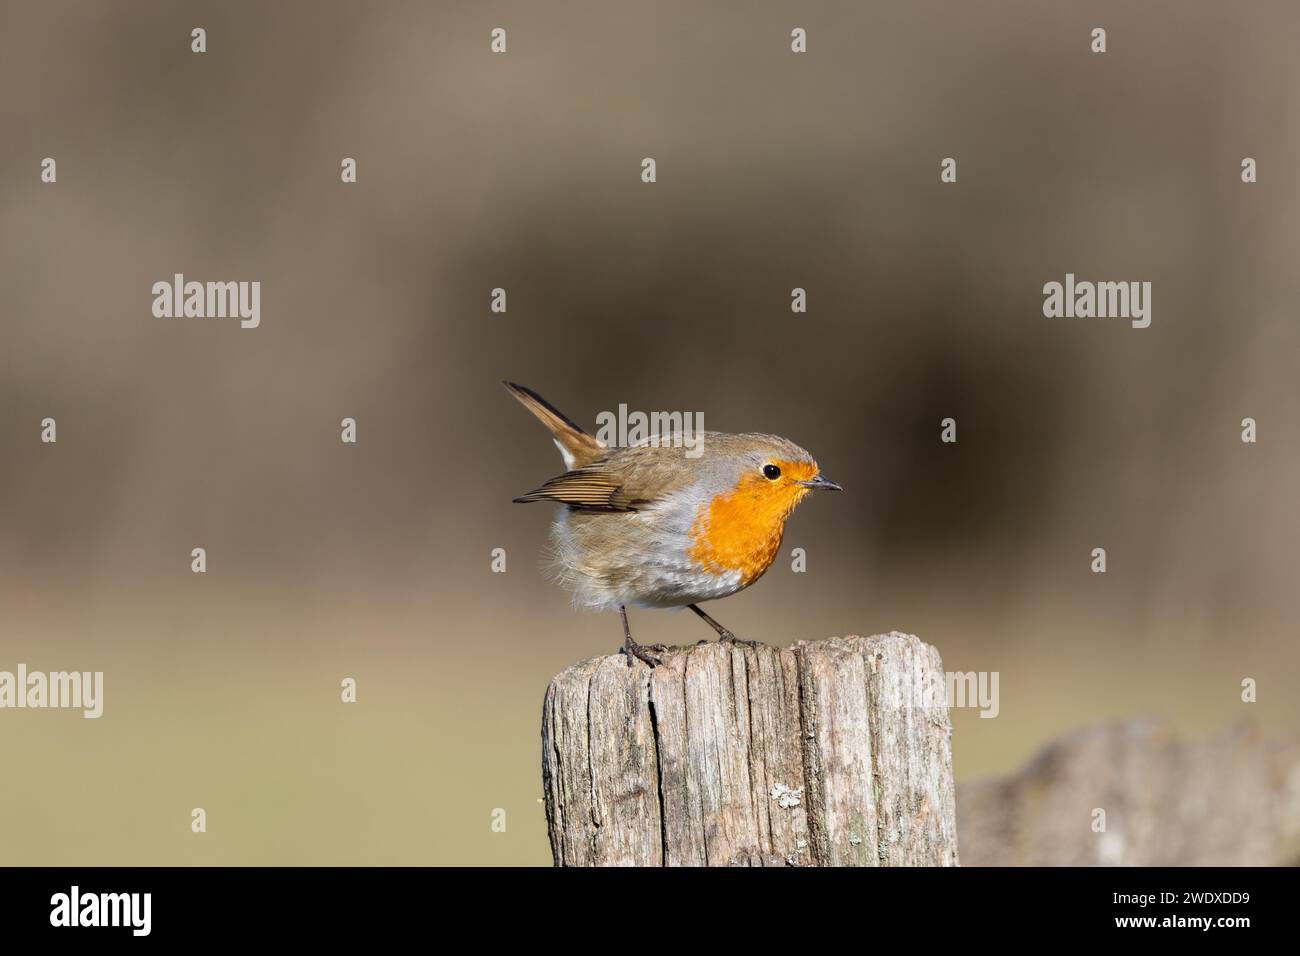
[541,632,958,867]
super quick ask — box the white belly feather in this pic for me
[548,498,746,611]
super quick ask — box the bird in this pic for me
[504,381,841,666]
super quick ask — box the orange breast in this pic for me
[688,474,810,585]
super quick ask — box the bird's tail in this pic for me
[501,381,606,469]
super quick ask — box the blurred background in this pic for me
[1,0,1297,865]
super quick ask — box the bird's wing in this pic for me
[512,444,698,512]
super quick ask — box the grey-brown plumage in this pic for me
[504,382,840,618]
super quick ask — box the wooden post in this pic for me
[957,719,1300,866]
[541,632,958,867]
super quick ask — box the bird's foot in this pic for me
[718,631,760,648]
[622,638,665,668]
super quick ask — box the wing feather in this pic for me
[512,470,640,511]
[511,443,704,512]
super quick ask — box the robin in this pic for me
[504,382,841,666]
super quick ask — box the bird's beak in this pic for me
[798,474,843,492]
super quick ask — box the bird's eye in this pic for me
[763,464,781,480]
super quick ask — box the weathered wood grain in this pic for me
[541,632,958,867]
[957,719,1300,866]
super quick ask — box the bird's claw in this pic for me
[622,642,664,668]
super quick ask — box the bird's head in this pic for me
[689,434,841,583]
[724,434,842,514]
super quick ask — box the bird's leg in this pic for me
[620,605,663,667]
[688,604,759,647]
